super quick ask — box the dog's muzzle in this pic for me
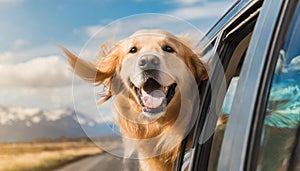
[127,54,177,118]
[138,54,160,70]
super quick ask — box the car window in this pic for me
[208,76,238,171]
[207,50,247,171]
[256,3,300,171]
[221,77,238,117]
[207,20,257,171]
[187,3,261,170]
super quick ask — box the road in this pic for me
[55,148,138,171]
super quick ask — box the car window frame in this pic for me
[186,32,224,171]
[186,1,263,170]
[217,0,292,171]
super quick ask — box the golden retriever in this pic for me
[63,29,208,171]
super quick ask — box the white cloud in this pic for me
[0,56,73,88]
[0,44,65,64]
[169,1,234,20]
[173,0,205,5]
[270,85,300,102]
[288,55,300,71]
[13,38,31,49]
[45,108,72,121]
[79,14,209,61]
[85,25,106,37]
[31,116,41,123]
[0,86,74,111]
[0,52,15,63]
[88,121,95,127]
[83,14,208,38]
[0,54,84,110]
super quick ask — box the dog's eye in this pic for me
[129,47,138,53]
[162,45,175,53]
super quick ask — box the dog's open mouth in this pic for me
[131,78,177,116]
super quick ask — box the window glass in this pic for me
[208,32,253,171]
[256,3,300,171]
[208,77,239,171]
[222,77,239,115]
[190,8,259,171]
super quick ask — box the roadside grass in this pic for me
[0,142,103,171]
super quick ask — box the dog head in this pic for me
[63,29,207,122]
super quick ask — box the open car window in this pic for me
[187,3,261,170]
[207,32,253,171]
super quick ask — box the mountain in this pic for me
[0,105,115,143]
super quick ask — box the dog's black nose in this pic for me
[138,55,160,70]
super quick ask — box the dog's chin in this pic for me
[142,110,165,119]
[130,78,177,119]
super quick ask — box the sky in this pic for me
[0,0,236,122]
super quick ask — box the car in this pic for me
[175,0,300,170]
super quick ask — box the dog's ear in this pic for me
[176,33,195,48]
[61,44,122,104]
[61,47,113,85]
[189,54,209,83]
[176,33,209,82]
[96,41,122,76]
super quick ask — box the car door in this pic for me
[176,0,300,171]
[217,0,300,171]
[244,1,300,171]
[177,0,264,170]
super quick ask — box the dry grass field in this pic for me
[0,141,103,171]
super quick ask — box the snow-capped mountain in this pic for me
[0,105,115,143]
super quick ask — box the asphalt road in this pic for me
[55,148,138,171]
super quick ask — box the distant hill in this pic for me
[0,105,116,143]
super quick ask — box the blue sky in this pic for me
[1,0,182,52]
[0,0,236,122]
[0,0,236,60]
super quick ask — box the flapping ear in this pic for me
[177,33,209,83]
[189,54,209,83]
[61,44,122,104]
[61,47,113,85]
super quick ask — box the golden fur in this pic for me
[63,29,208,171]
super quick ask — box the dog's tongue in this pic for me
[141,88,165,109]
